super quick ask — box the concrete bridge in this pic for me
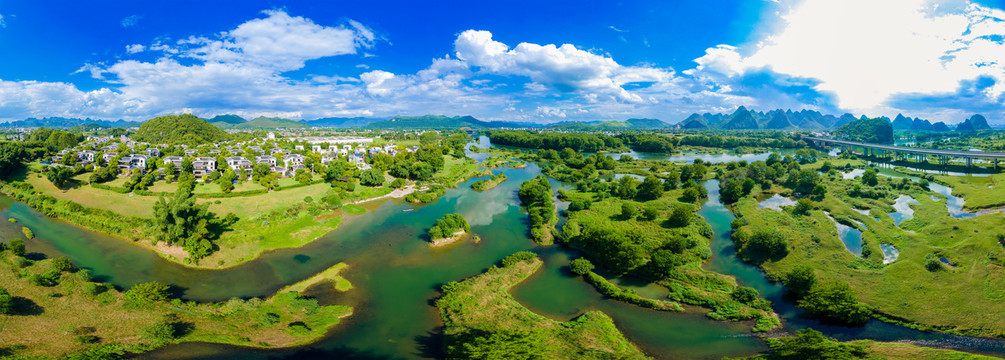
[802,136,1005,170]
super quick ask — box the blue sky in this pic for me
[0,0,1003,124]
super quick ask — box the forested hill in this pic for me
[832,118,894,144]
[133,114,231,145]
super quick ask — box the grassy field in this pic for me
[275,263,352,294]
[0,251,352,358]
[729,158,1005,336]
[934,172,1005,210]
[436,255,648,359]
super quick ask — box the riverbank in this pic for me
[429,230,468,247]
[436,254,648,359]
[0,250,352,359]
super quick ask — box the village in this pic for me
[47,133,420,181]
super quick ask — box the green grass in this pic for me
[436,256,648,359]
[275,263,352,294]
[729,158,1005,337]
[341,204,366,215]
[0,251,352,358]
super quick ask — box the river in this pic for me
[6,138,1005,359]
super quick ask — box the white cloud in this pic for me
[121,15,141,28]
[179,9,368,71]
[690,0,1005,116]
[454,30,672,103]
[125,44,145,54]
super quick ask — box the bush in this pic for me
[142,321,178,341]
[126,281,171,302]
[619,202,638,220]
[501,251,537,267]
[666,204,693,227]
[74,335,99,344]
[641,206,659,221]
[730,286,759,303]
[49,257,73,273]
[8,238,25,256]
[783,265,817,298]
[569,258,594,275]
[766,328,867,360]
[924,253,943,271]
[737,229,789,262]
[798,282,871,326]
[793,199,813,215]
[0,288,13,314]
[31,270,61,287]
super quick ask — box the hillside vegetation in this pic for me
[833,118,894,144]
[132,114,230,145]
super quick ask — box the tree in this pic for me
[152,186,213,259]
[738,229,789,262]
[9,238,25,256]
[783,265,817,298]
[126,281,171,302]
[811,184,827,200]
[731,286,759,303]
[218,169,235,193]
[569,258,594,275]
[798,282,871,326]
[636,175,664,201]
[181,158,194,174]
[45,166,76,188]
[51,256,74,272]
[295,170,312,185]
[641,206,659,221]
[766,328,867,360]
[619,202,638,220]
[793,199,813,215]
[861,170,878,186]
[252,163,271,181]
[359,169,384,187]
[0,142,28,179]
[666,204,693,227]
[418,131,439,145]
[0,287,12,314]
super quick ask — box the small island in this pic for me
[427,213,471,247]
[471,172,507,191]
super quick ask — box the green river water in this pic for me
[5,138,1005,359]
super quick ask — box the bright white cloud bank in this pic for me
[691,0,1005,118]
[1,2,1004,123]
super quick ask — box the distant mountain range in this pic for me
[0,110,994,132]
[0,117,135,128]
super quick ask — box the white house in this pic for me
[193,157,216,176]
[255,155,276,166]
[79,150,97,162]
[283,154,306,168]
[226,156,253,172]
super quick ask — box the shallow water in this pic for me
[880,244,899,264]
[888,195,921,227]
[757,194,797,211]
[826,213,863,256]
